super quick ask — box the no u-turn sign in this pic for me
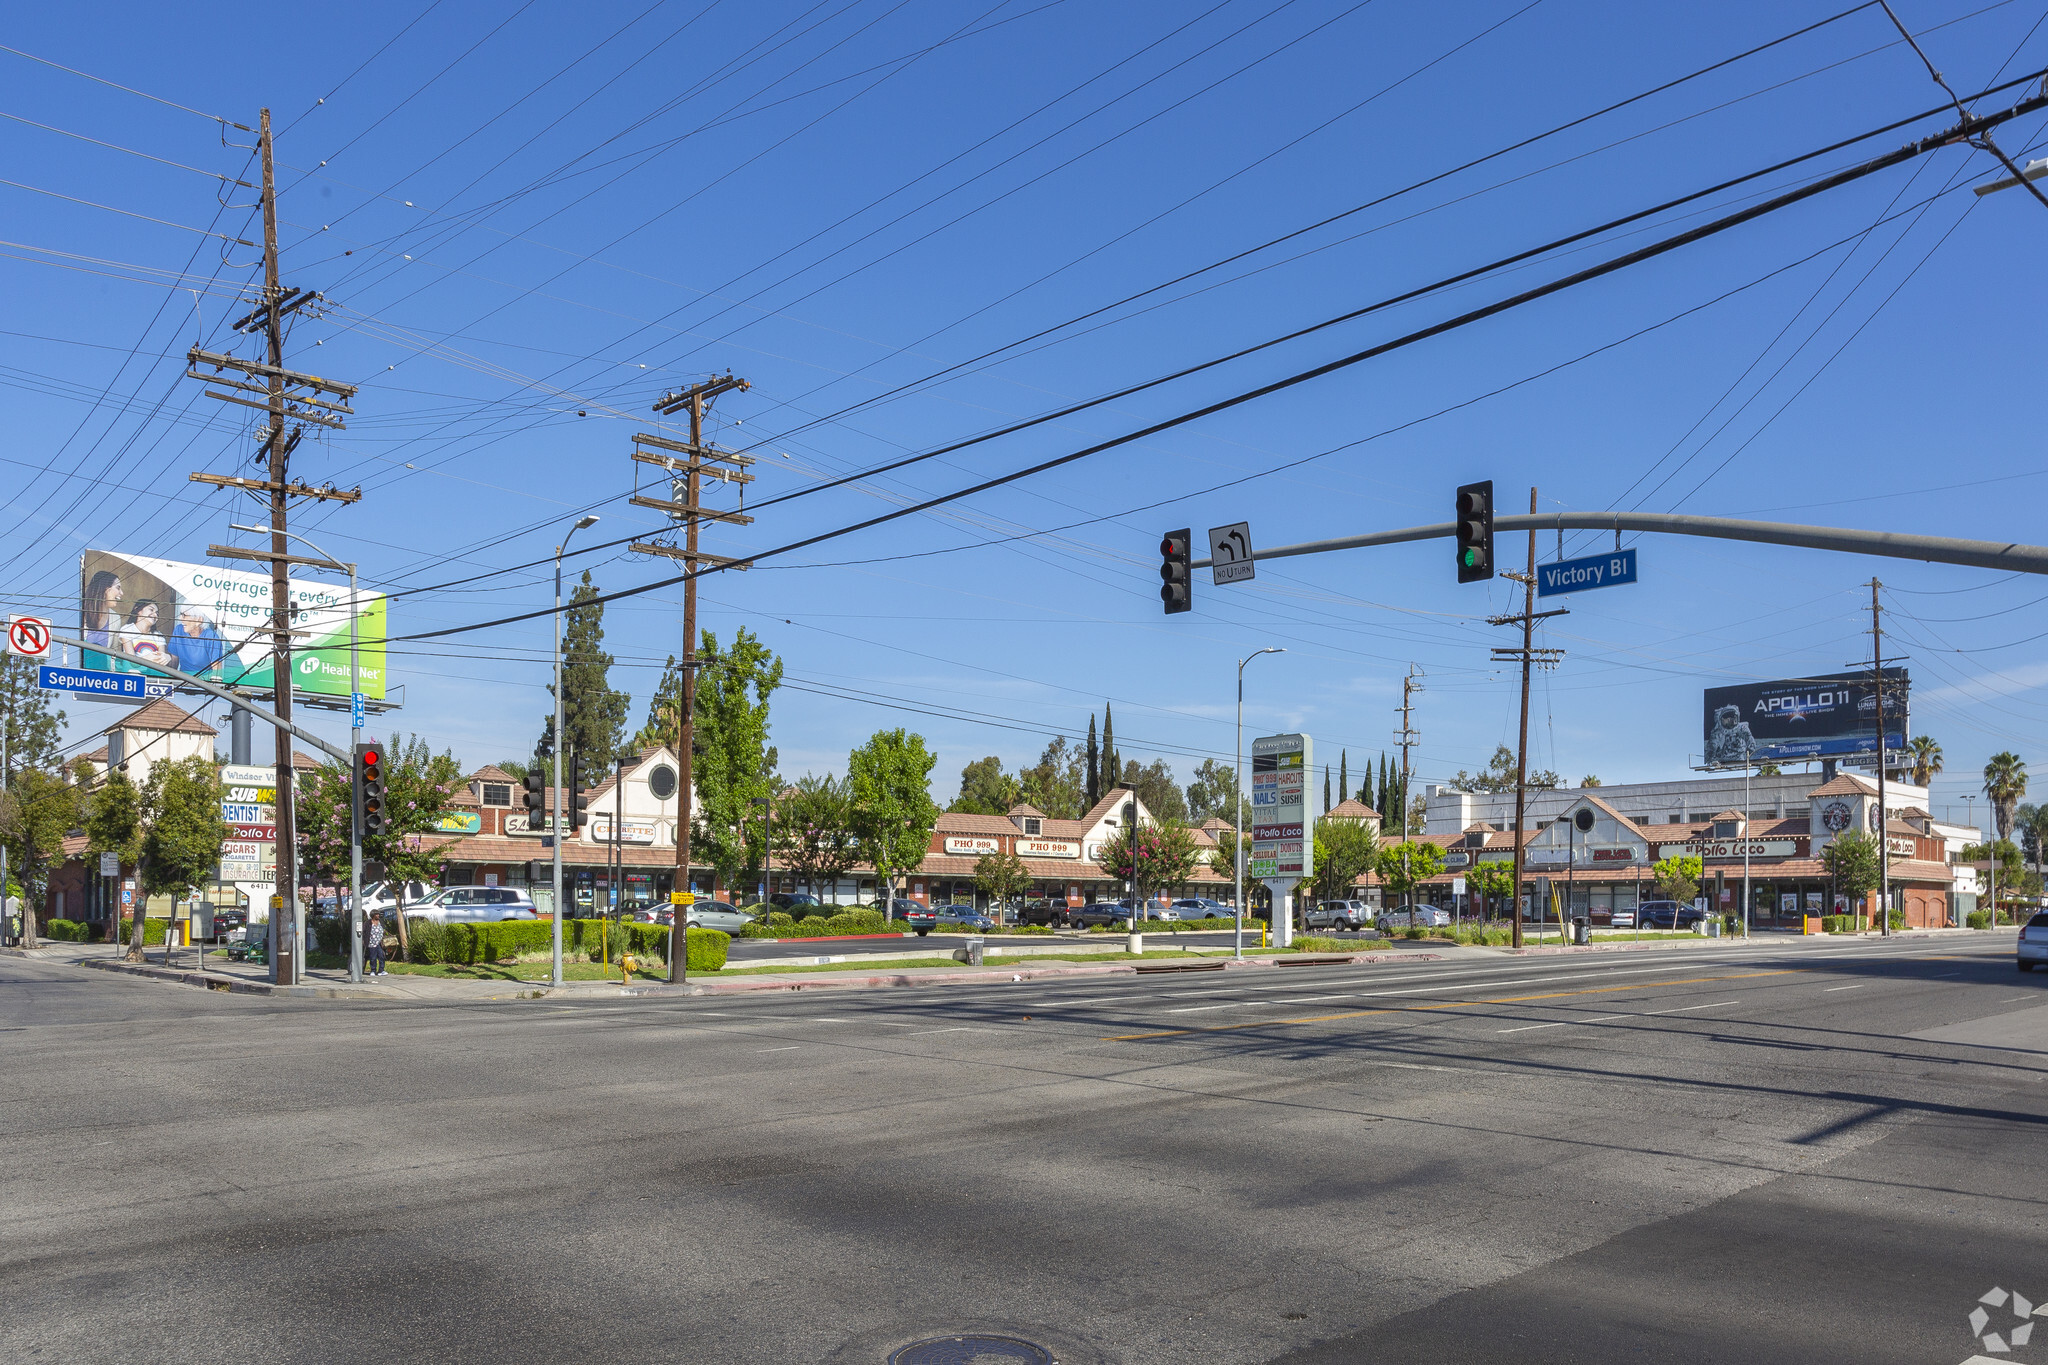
[6,616,51,659]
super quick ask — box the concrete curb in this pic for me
[1496,925,2001,956]
[600,949,1446,997]
[75,956,396,1000]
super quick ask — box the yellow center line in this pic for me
[1106,970,1805,1040]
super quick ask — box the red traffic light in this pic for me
[1160,535,1187,557]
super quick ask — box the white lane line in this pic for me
[1645,1000,1740,1015]
[753,1046,801,1053]
[1823,985,1868,992]
[1935,972,1961,978]
[903,1027,979,1035]
[2001,995,2035,1002]
[1498,1014,1625,1033]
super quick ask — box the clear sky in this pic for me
[5,0,2047,833]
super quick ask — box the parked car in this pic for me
[360,880,436,915]
[1017,901,1068,928]
[402,887,540,923]
[1599,906,1637,928]
[1636,899,1706,930]
[1069,902,1133,929]
[903,904,940,935]
[209,908,249,938]
[937,906,997,930]
[1170,898,1229,920]
[1376,903,1448,932]
[684,901,755,934]
[1306,900,1370,931]
[2018,911,2048,971]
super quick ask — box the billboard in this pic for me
[80,549,386,699]
[1702,669,1906,765]
[1249,732,1313,881]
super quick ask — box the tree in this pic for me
[692,626,782,899]
[1755,761,1781,777]
[537,570,631,770]
[1101,704,1118,790]
[494,757,532,782]
[1580,774,1602,788]
[121,756,228,960]
[1821,831,1880,915]
[1207,825,1242,881]
[1983,751,2028,842]
[1653,853,1703,906]
[1377,840,1445,904]
[1019,736,1085,819]
[1406,793,1428,836]
[1084,714,1100,807]
[1338,751,1348,807]
[1184,758,1243,825]
[1451,744,1559,793]
[950,756,1020,815]
[1907,735,1943,788]
[1118,757,1188,824]
[974,848,1031,906]
[1094,819,1202,902]
[86,765,142,871]
[633,653,688,754]
[848,728,940,915]
[0,654,66,789]
[2016,803,2048,878]
[1323,764,1331,816]
[0,764,84,945]
[1467,859,1516,918]
[1961,840,2035,898]
[1311,817,1378,901]
[773,774,859,898]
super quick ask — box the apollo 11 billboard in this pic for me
[1702,669,1906,765]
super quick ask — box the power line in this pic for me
[386,88,2048,647]
[0,42,245,126]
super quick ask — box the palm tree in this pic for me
[1983,751,2028,842]
[1907,735,1943,788]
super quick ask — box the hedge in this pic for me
[44,919,90,942]
[1821,914,1857,934]
[395,917,729,971]
[1967,909,1993,930]
[115,916,169,947]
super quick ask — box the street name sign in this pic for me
[1537,547,1637,597]
[37,664,171,700]
[1208,522,1255,585]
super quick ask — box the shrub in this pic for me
[116,916,169,947]
[44,919,88,942]
[314,917,348,956]
[1296,935,1347,953]
[1967,909,1992,930]
[403,918,456,964]
[1886,909,1906,931]
[1403,926,1426,940]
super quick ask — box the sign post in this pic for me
[1250,732,1312,949]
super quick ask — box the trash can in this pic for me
[953,936,986,966]
[1572,917,1589,946]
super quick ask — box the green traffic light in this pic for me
[1461,547,1479,567]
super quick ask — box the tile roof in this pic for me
[1328,798,1379,819]
[1007,803,1045,818]
[936,812,1026,836]
[1808,774,1877,797]
[104,696,216,737]
[468,764,519,783]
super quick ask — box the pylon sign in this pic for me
[1249,732,1312,881]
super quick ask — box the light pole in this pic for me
[1741,738,1753,939]
[235,523,361,981]
[751,795,773,909]
[1235,647,1285,960]
[552,515,600,988]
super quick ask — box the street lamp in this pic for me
[551,514,600,988]
[1235,647,1286,960]
[234,522,360,983]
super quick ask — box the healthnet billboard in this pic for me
[79,549,386,699]
[1701,668,1905,766]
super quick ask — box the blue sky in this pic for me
[5,0,2047,833]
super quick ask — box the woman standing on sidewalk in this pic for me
[366,912,388,977]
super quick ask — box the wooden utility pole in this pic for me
[1395,664,1422,911]
[632,374,752,982]
[1490,488,1565,950]
[182,108,357,984]
[1871,578,1891,937]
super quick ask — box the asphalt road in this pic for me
[4,934,2043,1364]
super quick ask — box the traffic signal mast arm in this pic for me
[1189,512,2048,578]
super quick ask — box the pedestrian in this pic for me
[366,912,387,977]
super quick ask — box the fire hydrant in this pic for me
[619,953,638,985]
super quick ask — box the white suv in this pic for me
[2020,911,2048,972]
[401,887,540,923]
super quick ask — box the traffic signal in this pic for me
[1159,529,1192,614]
[521,769,545,823]
[354,741,386,838]
[566,751,591,830]
[1455,480,1494,583]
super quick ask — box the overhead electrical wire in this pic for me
[381,85,2047,646]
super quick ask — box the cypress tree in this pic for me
[1323,764,1331,815]
[1101,704,1117,791]
[1338,750,1348,809]
[1085,713,1100,806]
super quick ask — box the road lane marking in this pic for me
[753,1046,801,1052]
[1823,985,1868,992]
[1109,971,1800,1039]
[1498,1015,1624,1033]
[903,1027,979,1035]
[1644,999,1739,1015]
